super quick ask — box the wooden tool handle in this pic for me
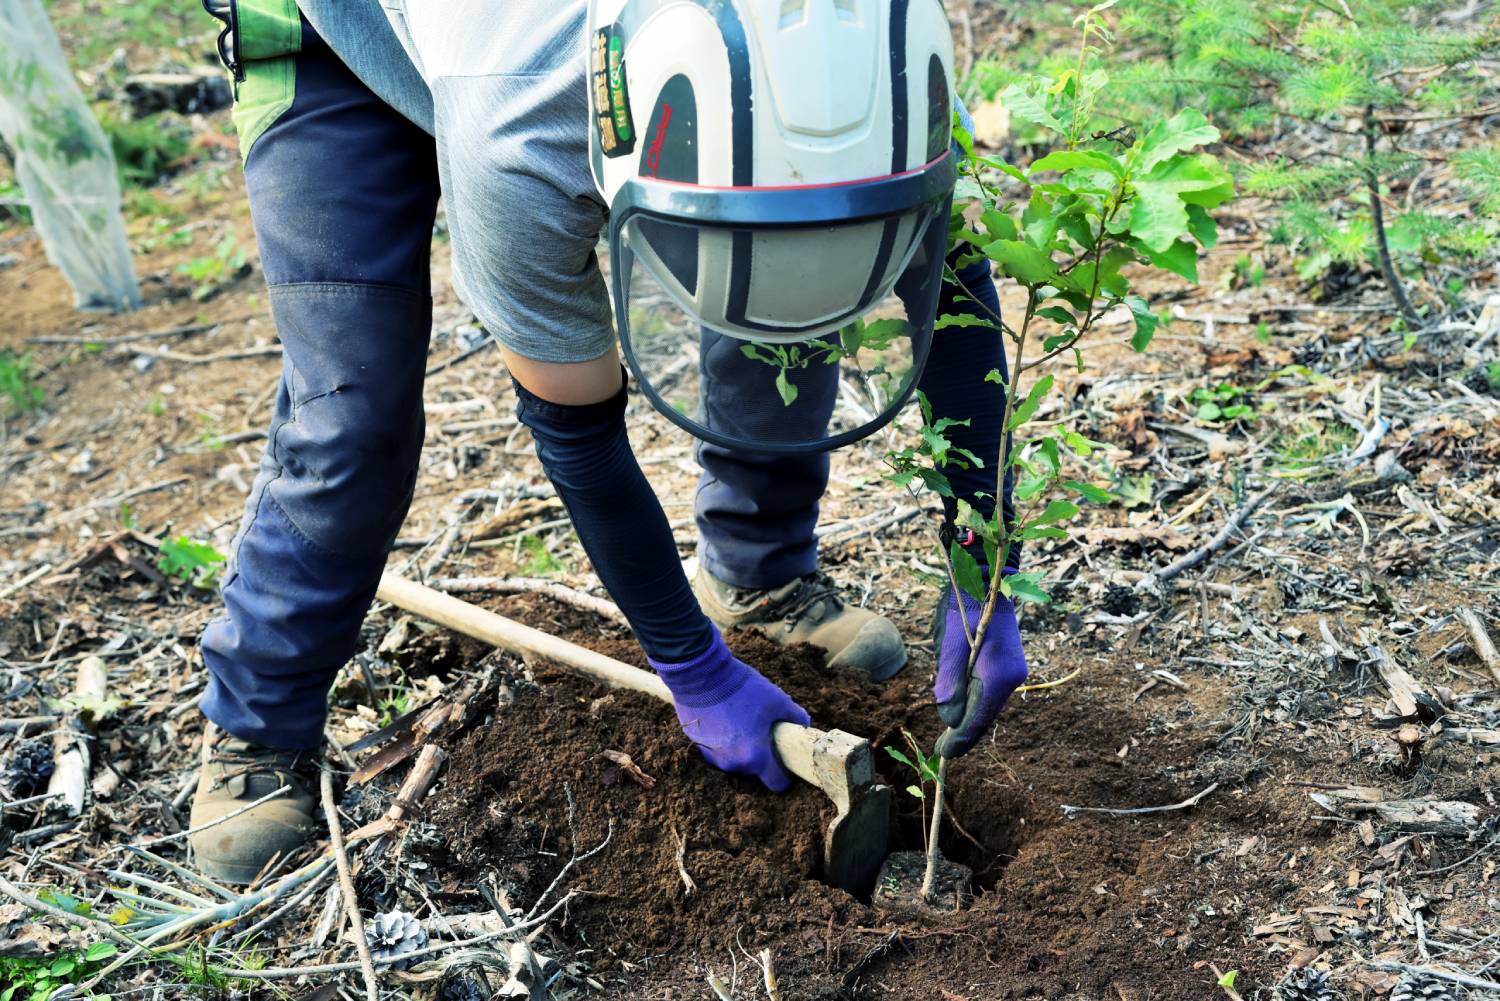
[375,574,840,796]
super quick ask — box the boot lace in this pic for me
[775,573,844,631]
[210,740,316,795]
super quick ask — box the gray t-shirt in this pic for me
[301,0,614,364]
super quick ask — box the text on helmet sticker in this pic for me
[592,26,637,158]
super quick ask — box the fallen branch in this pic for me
[23,316,253,347]
[1364,641,1425,719]
[0,477,192,540]
[190,891,576,980]
[0,562,53,600]
[671,824,696,897]
[1308,789,1482,836]
[1456,607,1500,686]
[322,768,379,1001]
[156,344,283,364]
[1134,485,1279,593]
[425,337,496,377]
[1368,962,1500,994]
[46,655,109,816]
[1063,782,1219,818]
[0,874,149,954]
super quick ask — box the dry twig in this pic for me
[1062,782,1219,818]
[322,768,380,1001]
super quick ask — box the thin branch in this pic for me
[1135,484,1280,593]
[1363,105,1424,328]
[1062,782,1220,818]
[321,768,379,1001]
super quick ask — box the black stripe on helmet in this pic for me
[890,0,911,174]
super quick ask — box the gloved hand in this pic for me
[650,628,811,791]
[933,574,1029,758]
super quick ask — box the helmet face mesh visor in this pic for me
[613,201,949,455]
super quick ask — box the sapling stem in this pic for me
[922,288,1035,902]
[920,756,949,900]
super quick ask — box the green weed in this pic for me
[0,176,32,227]
[0,352,44,413]
[158,536,226,589]
[1269,418,1359,471]
[100,113,192,187]
[518,534,564,576]
[0,942,118,1001]
[1189,383,1256,423]
[175,235,248,300]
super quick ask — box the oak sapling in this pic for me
[743,2,1234,903]
[906,0,1234,901]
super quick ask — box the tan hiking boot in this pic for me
[693,566,907,680]
[189,727,320,885]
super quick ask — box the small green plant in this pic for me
[0,176,32,226]
[195,412,228,449]
[883,730,947,864]
[1486,361,1500,394]
[158,536,226,589]
[375,672,413,727]
[1268,418,1359,474]
[176,235,248,300]
[145,395,167,417]
[137,217,196,254]
[0,941,118,1001]
[1188,383,1256,423]
[0,351,44,413]
[518,533,565,576]
[100,112,192,186]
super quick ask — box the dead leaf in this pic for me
[969,98,1010,148]
[0,902,87,957]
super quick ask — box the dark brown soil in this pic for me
[427,596,1285,1000]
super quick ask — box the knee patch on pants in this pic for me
[255,282,431,556]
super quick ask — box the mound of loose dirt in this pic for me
[427,597,1274,999]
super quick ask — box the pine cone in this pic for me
[366,908,428,970]
[1,739,55,797]
[438,972,492,1001]
[1276,967,1343,1001]
[1100,583,1141,617]
[354,866,399,912]
[1391,973,1463,1001]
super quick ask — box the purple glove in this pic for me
[650,628,811,791]
[933,575,1029,758]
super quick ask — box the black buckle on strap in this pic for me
[202,0,244,84]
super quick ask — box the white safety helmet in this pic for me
[589,0,958,454]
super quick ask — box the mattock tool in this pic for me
[376,573,892,896]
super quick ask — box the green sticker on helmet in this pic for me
[592,26,635,158]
